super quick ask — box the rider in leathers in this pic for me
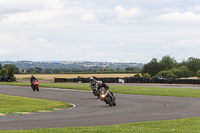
[89,76,97,87]
[97,81,115,100]
[89,76,98,95]
[30,75,37,88]
[97,81,109,90]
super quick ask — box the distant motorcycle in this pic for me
[32,80,39,91]
[99,87,116,106]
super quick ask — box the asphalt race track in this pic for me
[1,85,200,130]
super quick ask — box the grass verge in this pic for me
[0,94,72,113]
[1,82,200,132]
[1,82,200,98]
[0,117,200,133]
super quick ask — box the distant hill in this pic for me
[0,61,143,70]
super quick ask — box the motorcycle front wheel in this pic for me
[37,86,39,91]
[32,86,35,91]
[105,97,113,106]
[112,99,116,106]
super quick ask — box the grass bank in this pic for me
[0,94,72,113]
[1,82,200,98]
[1,117,200,133]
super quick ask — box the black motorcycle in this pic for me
[99,87,116,106]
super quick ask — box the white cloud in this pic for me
[154,39,200,62]
[82,13,96,22]
[36,38,47,44]
[1,0,200,63]
[158,12,200,23]
[172,39,200,48]
[188,5,200,11]
[0,0,63,13]
[71,1,80,6]
[47,0,63,9]
[0,49,8,55]
[0,10,64,26]
[0,34,27,48]
[35,38,55,49]
[115,6,142,20]
[0,33,60,61]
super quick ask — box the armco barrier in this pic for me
[54,77,200,84]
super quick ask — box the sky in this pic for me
[0,0,200,63]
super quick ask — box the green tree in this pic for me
[185,57,200,74]
[156,70,177,79]
[125,67,135,71]
[3,64,20,74]
[141,58,160,76]
[197,70,200,79]
[172,66,192,78]
[159,55,177,71]
[0,63,2,70]
[142,56,200,78]
[93,69,97,73]
[44,68,53,73]
[0,68,8,77]
[143,73,151,77]
[7,65,15,77]
[133,73,141,77]
[27,67,42,73]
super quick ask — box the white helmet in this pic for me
[97,80,103,84]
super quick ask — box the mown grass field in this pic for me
[1,82,200,132]
[0,117,200,133]
[1,82,200,98]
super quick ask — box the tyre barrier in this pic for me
[0,76,16,82]
[54,77,200,84]
[0,76,3,82]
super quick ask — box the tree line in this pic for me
[141,55,200,78]
[0,64,20,77]
[1,55,200,79]
[0,63,140,76]
[24,67,139,74]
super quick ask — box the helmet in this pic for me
[97,80,103,86]
[90,77,94,81]
[90,76,96,83]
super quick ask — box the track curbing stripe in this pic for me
[0,113,6,116]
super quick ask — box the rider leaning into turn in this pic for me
[97,80,115,100]
[89,76,109,91]
[30,75,37,88]
[97,80,109,91]
[89,76,98,87]
[90,76,111,92]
